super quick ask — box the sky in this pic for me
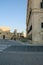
[0,0,27,32]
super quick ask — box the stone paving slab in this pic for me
[0,52,43,65]
[0,39,43,65]
[4,45,43,52]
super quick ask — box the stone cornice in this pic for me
[32,8,43,13]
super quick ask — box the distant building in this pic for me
[0,27,13,39]
[16,32,24,39]
[24,32,26,38]
[0,27,25,40]
[26,0,43,43]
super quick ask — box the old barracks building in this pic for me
[26,0,43,43]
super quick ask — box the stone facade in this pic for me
[26,0,43,43]
[0,27,13,39]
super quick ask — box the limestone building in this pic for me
[0,27,13,39]
[26,0,43,43]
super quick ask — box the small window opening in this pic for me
[41,23,43,28]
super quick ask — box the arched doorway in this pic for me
[3,35,5,39]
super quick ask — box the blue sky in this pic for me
[0,0,27,32]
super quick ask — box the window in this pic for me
[41,23,43,28]
[0,33,1,34]
[29,9,32,19]
[41,0,43,8]
[28,25,32,33]
[42,0,43,2]
[7,33,8,34]
[3,35,5,39]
